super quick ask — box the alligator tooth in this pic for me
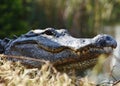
[103,47,108,51]
[108,47,113,50]
[103,47,113,51]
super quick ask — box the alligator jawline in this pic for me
[11,40,113,71]
[13,40,113,54]
[53,46,113,71]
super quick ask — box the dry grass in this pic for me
[0,56,97,86]
[0,54,119,86]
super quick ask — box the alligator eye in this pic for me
[105,36,111,40]
[42,30,55,36]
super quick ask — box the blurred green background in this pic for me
[0,0,120,38]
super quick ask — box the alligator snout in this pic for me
[92,34,117,48]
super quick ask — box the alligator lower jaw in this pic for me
[55,58,97,72]
[53,47,113,71]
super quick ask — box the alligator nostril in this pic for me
[83,40,85,42]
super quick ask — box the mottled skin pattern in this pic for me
[0,28,117,72]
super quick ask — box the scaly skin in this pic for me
[0,28,117,71]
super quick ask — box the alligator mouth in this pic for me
[12,41,115,71]
[53,46,114,71]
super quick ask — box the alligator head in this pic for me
[2,28,117,71]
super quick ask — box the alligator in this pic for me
[0,28,117,72]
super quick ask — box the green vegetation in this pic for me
[0,0,120,38]
[0,0,32,38]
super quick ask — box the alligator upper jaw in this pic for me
[36,34,117,53]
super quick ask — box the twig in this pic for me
[111,65,117,81]
[110,65,120,86]
[97,80,114,86]
[0,54,48,64]
[113,79,120,86]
